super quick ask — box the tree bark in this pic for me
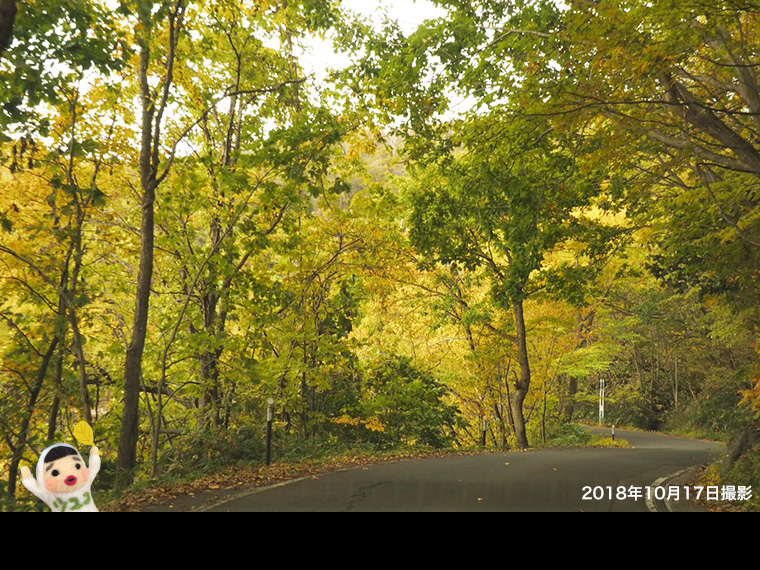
[116,2,185,488]
[659,72,760,177]
[510,299,531,449]
[116,33,157,489]
[46,351,64,444]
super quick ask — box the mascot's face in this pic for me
[44,455,89,493]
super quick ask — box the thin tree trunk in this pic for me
[7,336,59,501]
[510,299,531,449]
[63,81,93,426]
[46,351,65,444]
[69,311,93,424]
[541,387,548,444]
[199,225,229,429]
[674,355,678,409]
[503,362,517,438]
[493,403,508,449]
[116,33,157,489]
[8,250,74,501]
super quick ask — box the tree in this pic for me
[1,6,132,505]
[402,115,610,447]
[115,0,189,489]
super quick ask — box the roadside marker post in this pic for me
[266,398,274,466]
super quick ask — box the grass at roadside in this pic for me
[535,423,630,449]
[661,426,733,442]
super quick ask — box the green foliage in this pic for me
[3,0,760,509]
[343,355,460,449]
[404,114,612,305]
[665,374,754,441]
[720,442,760,512]
[546,423,593,447]
[1,0,129,129]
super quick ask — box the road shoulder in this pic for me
[648,466,711,512]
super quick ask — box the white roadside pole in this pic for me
[598,379,606,425]
[266,398,274,466]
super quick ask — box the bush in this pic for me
[339,355,461,449]
[547,423,594,447]
[164,425,267,474]
[590,436,630,448]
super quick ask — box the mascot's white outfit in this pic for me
[21,443,100,512]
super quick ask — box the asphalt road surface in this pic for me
[205,429,723,512]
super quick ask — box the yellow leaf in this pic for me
[73,421,94,447]
[363,416,386,433]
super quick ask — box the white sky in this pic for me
[299,0,447,83]
[346,0,446,33]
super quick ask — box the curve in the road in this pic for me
[204,429,723,512]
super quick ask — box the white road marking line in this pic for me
[646,468,688,512]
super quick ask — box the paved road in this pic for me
[205,429,723,512]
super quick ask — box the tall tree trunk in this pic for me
[510,299,531,449]
[117,183,155,487]
[197,61,238,430]
[116,35,157,489]
[63,83,93,426]
[115,1,184,487]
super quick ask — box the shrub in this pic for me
[547,423,593,447]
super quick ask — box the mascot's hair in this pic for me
[44,446,81,463]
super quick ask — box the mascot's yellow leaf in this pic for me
[73,421,94,447]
